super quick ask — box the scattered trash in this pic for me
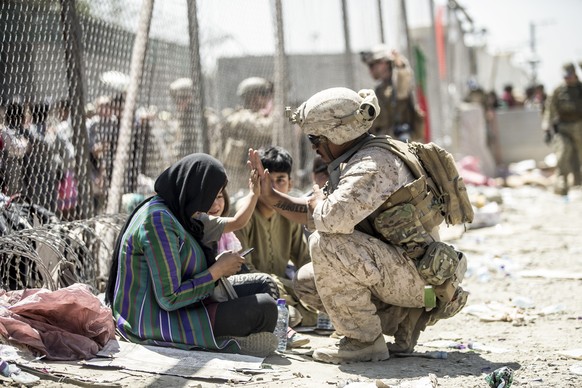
[464,255,519,283]
[511,296,535,309]
[393,351,448,360]
[0,359,40,385]
[420,340,465,349]
[556,348,582,360]
[539,304,566,315]
[376,373,438,388]
[468,342,510,354]
[484,366,514,388]
[462,302,538,324]
[570,362,582,375]
[468,202,501,229]
[517,269,582,280]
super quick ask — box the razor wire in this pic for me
[0,214,126,293]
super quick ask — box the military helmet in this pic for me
[562,62,576,78]
[289,87,380,145]
[360,44,394,65]
[236,77,273,98]
[169,78,193,99]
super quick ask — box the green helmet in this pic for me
[289,87,380,145]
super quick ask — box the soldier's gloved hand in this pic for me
[544,130,553,145]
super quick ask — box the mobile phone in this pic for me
[239,247,254,257]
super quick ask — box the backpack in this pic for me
[364,136,474,227]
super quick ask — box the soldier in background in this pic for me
[542,62,582,195]
[169,77,222,161]
[220,77,275,197]
[360,45,425,142]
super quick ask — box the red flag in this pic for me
[435,5,446,80]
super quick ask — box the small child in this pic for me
[204,186,251,256]
[198,164,261,275]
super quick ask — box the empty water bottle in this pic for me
[0,360,10,377]
[316,311,333,330]
[274,299,289,351]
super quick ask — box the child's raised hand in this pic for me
[249,167,260,196]
[247,148,265,176]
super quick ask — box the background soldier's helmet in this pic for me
[359,44,394,65]
[562,62,577,78]
[289,87,380,145]
[236,77,274,98]
[169,77,193,99]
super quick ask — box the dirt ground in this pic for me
[4,185,582,387]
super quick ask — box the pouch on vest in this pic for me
[432,250,468,302]
[373,203,434,259]
[417,241,459,286]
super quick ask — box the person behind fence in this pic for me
[220,77,275,197]
[359,44,425,142]
[22,101,62,212]
[48,99,78,220]
[251,87,468,364]
[542,62,582,195]
[169,77,222,160]
[234,146,318,331]
[86,96,116,212]
[0,102,28,197]
[104,153,279,357]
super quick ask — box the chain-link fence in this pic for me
[1,0,518,292]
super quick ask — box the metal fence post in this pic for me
[105,0,154,215]
[59,0,94,219]
[186,0,208,155]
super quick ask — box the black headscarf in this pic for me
[105,153,228,305]
[154,153,227,238]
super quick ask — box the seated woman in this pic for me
[105,153,278,357]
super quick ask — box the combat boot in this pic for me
[312,334,389,364]
[387,307,431,354]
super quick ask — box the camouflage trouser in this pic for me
[294,262,325,312]
[554,121,582,193]
[308,230,426,343]
[294,262,418,333]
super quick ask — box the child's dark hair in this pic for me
[221,189,231,217]
[259,146,293,175]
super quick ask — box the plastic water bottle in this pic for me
[0,360,10,377]
[316,311,333,330]
[274,299,289,352]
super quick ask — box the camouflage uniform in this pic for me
[542,63,582,194]
[361,46,425,142]
[371,72,425,142]
[220,108,273,195]
[220,77,274,196]
[304,144,428,343]
[289,88,467,362]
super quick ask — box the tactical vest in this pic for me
[555,82,582,123]
[327,135,472,259]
